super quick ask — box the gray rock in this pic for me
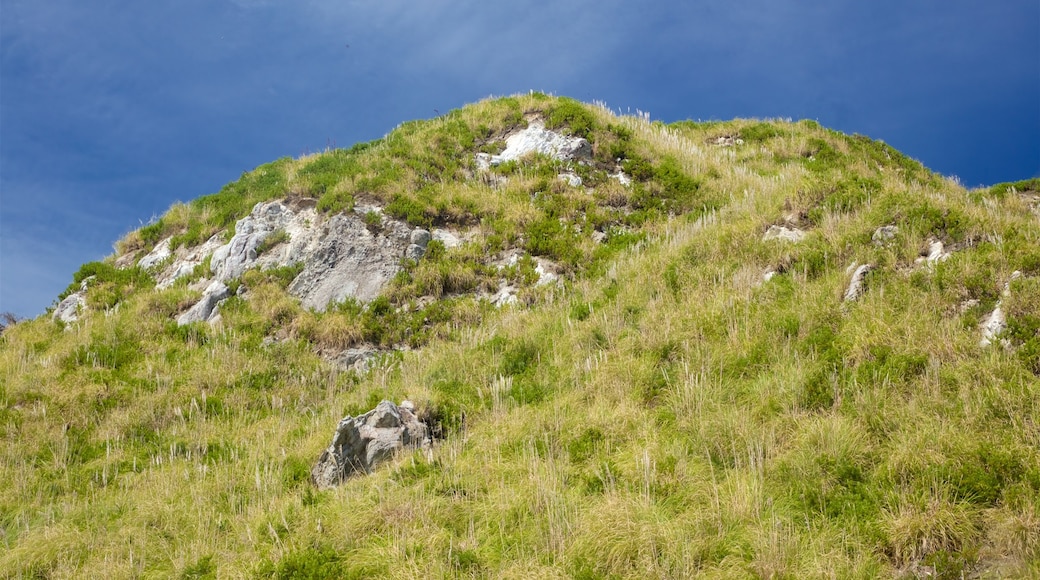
[53,292,86,324]
[410,228,432,248]
[211,202,295,281]
[287,212,412,310]
[871,225,898,246]
[138,237,172,269]
[432,228,462,249]
[334,346,379,373]
[763,225,806,243]
[487,122,592,165]
[558,173,582,187]
[405,244,426,261]
[311,400,430,489]
[843,264,873,302]
[176,281,230,325]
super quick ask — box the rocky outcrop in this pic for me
[176,281,230,325]
[311,400,430,489]
[285,212,416,309]
[915,239,951,267]
[843,263,873,302]
[763,225,806,243]
[872,225,898,246]
[980,271,1023,347]
[160,200,449,325]
[53,291,86,324]
[476,122,592,171]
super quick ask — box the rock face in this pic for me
[486,122,592,166]
[843,263,873,302]
[53,292,86,324]
[286,212,415,309]
[176,281,230,325]
[871,225,898,246]
[763,225,807,243]
[311,400,430,489]
[159,200,446,325]
[980,270,1023,347]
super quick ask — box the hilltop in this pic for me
[2,94,1039,578]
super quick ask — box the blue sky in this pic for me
[2,0,1038,317]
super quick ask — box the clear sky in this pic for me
[2,0,1038,318]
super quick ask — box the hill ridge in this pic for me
[2,94,1040,578]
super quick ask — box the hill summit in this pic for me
[2,94,1040,578]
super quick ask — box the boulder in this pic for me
[53,292,86,324]
[487,122,592,166]
[915,239,951,267]
[311,400,430,489]
[286,212,412,310]
[176,281,230,325]
[763,225,806,243]
[871,225,898,246]
[138,237,172,269]
[843,263,873,302]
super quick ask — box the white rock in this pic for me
[843,264,873,302]
[915,240,951,266]
[610,171,632,186]
[763,225,806,243]
[979,305,1007,347]
[53,292,86,324]
[432,229,461,249]
[534,259,558,286]
[487,122,592,166]
[138,237,172,269]
[176,281,230,326]
[871,225,898,246]
[558,173,582,187]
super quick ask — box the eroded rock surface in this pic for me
[980,271,1023,347]
[485,122,592,166]
[872,225,898,246]
[843,263,873,302]
[176,281,230,325]
[53,292,86,324]
[763,225,806,243]
[311,400,429,489]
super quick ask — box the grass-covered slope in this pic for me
[2,94,1040,578]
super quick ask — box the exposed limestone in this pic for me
[558,172,582,187]
[609,170,632,186]
[915,239,951,267]
[763,225,806,243]
[311,400,430,489]
[286,211,413,309]
[138,237,172,269]
[432,228,462,249]
[153,235,226,290]
[980,271,1023,347]
[706,134,744,147]
[843,263,873,302]
[176,281,229,325]
[53,292,86,324]
[487,122,592,166]
[488,283,520,307]
[332,346,381,373]
[871,225,898,246]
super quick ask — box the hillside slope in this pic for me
[2,94,1040,578]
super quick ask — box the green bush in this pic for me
[544,97,598,139]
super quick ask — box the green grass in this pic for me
[3,95,1040,578]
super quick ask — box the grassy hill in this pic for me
[2,94,1039,578]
